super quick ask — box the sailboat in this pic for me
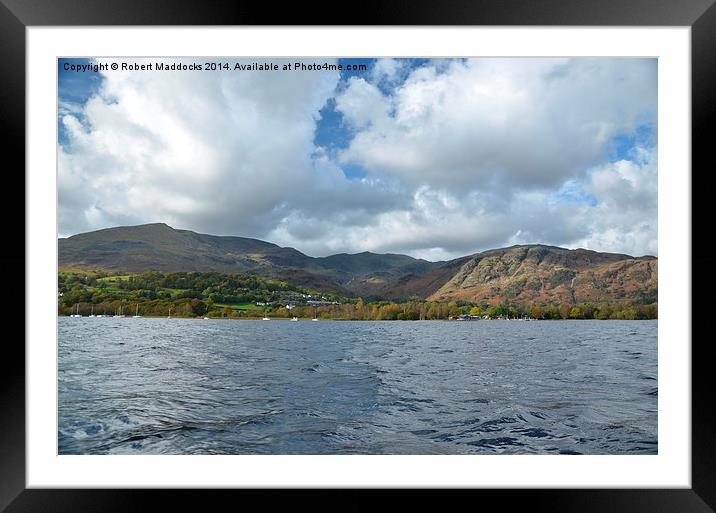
[113,305,123,318]
[132,304,141,318]
[70,304,81,317]
[291,316,299,321]
[311,307,318,321]
[89,305,95,318]
[167,306,172,319]
[262,309,270,321]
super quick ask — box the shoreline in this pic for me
[58,315,658,321]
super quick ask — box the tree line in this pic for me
[58,269,335,312]
[59,299,657,320]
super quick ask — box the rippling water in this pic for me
[58,318,657,454]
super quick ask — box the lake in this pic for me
[58,318,657,455]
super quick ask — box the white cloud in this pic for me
[59,58,658,260]
[575,146,658,256]
[370,58,409,85]
[336,58,656,194]
[59,58,396,240]
[334,77,390,131]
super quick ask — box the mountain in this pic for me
[58,223,442,296]
[313,252,438,296]
[58,224,657,304]
[423,245,657,305]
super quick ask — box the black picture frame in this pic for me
[3,0,714,511]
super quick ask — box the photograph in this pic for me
[4,0,709,505]
[57,56,658,456]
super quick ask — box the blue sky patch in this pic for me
[607,123,656,162]
[58,58,102,146]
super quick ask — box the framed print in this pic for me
[4,0,715,511]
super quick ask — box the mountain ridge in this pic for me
[59,223,657,305]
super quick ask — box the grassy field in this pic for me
[96,275,132,282]
[215,302,260,311]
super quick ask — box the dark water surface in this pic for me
[58,318,657,454]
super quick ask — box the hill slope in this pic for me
[58,223,441,296]
[59,224,657,304]
[423,245,657,305]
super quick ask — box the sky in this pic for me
[58,57,657,261]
